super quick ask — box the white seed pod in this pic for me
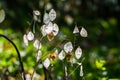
[41,25,47,36]
[53,23,59,36]
[64,42,73,53]
[45,22,54,34]
[0,9,5,23]
[75,46,82,59]
[43,13,50,24]
[36,50,42,62]
[43,58,50,69]
[33,10,40,16]
[58,50,65,60]
[80,27,87,37]
[73,25,79,34]
[27,31,34,41]
[23,34,28,46]
[49,9,56,21]
[33,39,41,49]
[80,65,83,77]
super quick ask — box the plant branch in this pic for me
[0,34,26,80]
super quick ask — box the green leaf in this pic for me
[0,9,5,23]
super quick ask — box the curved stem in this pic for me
[0,34,26,80]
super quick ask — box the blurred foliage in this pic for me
[0,0,120,80]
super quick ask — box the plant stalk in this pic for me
[0,34,26,80]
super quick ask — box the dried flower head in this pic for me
[50,52,58,60]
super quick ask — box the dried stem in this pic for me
[0,34,26,80]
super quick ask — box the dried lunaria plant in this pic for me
[41,9,59,41]
[23,8,87,79]
[73,25,88,37]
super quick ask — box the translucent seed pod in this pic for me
[33,39,41,49]
[43,58,50,69]
[80,27,88,37]
[23,34,28,46]
[41,25,47,37]
[58,50,65,60]
[43,13,50,24]
[27,31,34,41]
[75,46,82,59]
[33,10,40,16]
[0,9,5,23]
[49,9,56,21]
[73,25,79,34]
[45,22,54,34]
[53,23,59,36]
[64,42,73,53]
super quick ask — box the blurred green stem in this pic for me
[0,34,26,80]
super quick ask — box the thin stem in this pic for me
[31,59,41,80]
[68,57,85,77]
[0,34,26,80]
[33,20,36,33]
[31,36,43,80]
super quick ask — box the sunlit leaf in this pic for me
[23,34,28,46]
[58,50,65,60]
[43,58,50,69]
[27,31,34,41]
[49,9,56,21]
[73,25,79,34]
[80,27,87,37]
[0,9,5,23]
[43,13,50,24]
[75,46,82,59]
[64,42,73,53]
[95,59,106,70]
